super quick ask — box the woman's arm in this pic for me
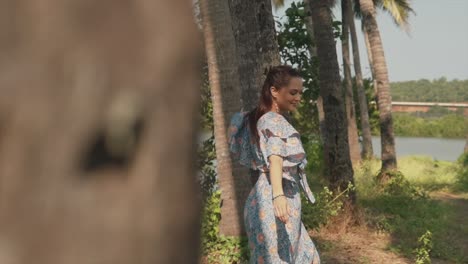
[269,155,290,223]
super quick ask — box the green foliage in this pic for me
[414,230,433,264]
[198,134,217,197]
[197,63,217,197]
[355,159,465,262]
[201,190,222,251]
[205,235,249,264]
[302,186,343,230]
[379,170,428,199]
[200,63,213,132]
[198,130,249,262]
[390,78,468,102]
[302,136,324,177]
[455,152,468,191]
[201,190,249,263]
[393,113,467,138]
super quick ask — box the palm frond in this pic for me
[375,0,416,32]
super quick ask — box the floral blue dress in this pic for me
[229,111,320,264]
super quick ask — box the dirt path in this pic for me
[312,227,411,264]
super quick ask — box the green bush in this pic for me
[200,190,249,263]
[201,190,222,252]
[414,230,432,264]
[302,186,344,230]
[455,152,468,191]
[380,170,428,199]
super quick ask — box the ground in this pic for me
[314,190,468,264]
[313,227,410,264]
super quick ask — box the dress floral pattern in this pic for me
[228,111,320,264]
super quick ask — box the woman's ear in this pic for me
[270,86,278,99]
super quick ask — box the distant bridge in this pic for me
[391,101,468,116]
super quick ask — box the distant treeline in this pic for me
[391,77,468,102]
[392,113,467,138]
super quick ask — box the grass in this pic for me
[354,156,467,263]
[355,156,458,192]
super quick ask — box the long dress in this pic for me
[228,111,320,264]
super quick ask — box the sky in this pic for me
[273,0,468,82]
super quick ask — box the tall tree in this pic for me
[201,0,283,237]
[341,0,361,166]
[229,0,281,109]
[346,0,374,159]
[0,0,201,263]
[308,0,356,204]
[359,0,398,176]
[355,0,415,102]
[304,0,329,170]
[199,0,250,236]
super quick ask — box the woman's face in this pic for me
[270,77,303,113]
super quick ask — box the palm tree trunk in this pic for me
[363,28,379,102]
[346,0,374,159]
[342,0,361,166]
[229,0,281,110]
[220,0,280,236]
[0,0,201,263]
[359,0,398,176]
[304,0,328,167]
[308,0,356,203]
[200,0,250,236]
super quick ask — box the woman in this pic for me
[229,65,320,263]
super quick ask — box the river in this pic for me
[370,136,464,162]
[199,131,465,162]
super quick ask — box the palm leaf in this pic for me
[352,0,415,32]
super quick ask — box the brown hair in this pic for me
[246,65,301,145]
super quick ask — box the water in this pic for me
[370,136,465,162]
[199,131,465,162]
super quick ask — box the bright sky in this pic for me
[273,0,468,82]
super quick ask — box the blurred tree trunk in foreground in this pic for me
[0,0,201,263]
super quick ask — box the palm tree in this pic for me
[358,0,398,176]
[0,0,202,262]
[200,0,281,237]
[344,0,374,160]
[343,0,413,160]
[229,0,281,109]
[307,0,356,204]
[219,0,281,235]
[341,0,362,166]
[304,0,330,169]
[354,0,415,101]
[199,0,250,236]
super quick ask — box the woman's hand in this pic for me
[273,195,290,223]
